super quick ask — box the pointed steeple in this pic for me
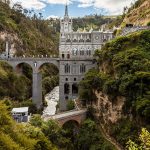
[65,3,68,17]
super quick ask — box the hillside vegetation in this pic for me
[122,0,150,26]
[0,1,59,56]
[0,102,57,150]
[79,30,150,147]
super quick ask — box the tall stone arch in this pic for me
[7,58,59,109]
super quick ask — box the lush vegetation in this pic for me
[79,30,150,146]
[66,100,75,110]
[127,128,150,150]
[72,14,116,31]
[0,60,59,112]
[30,114,116,150]
[0,61,31,101]
[0,102,57,150]
[0,1,59,56]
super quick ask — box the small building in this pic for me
[11,107,29,123]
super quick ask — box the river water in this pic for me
[42,86,59,116]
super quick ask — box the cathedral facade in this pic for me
[59,5,113,111]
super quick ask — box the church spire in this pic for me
[65,3,68,17]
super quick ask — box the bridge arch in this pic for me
[7,61,34,71]
[62,120,80,128]
[38,62,59,97]
[36,60,59,72]
[14,62,33,76]
[6,58,60,108]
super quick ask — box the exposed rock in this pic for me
[0,31,23,55]
[123,0,150,26]
[94,91,125,124]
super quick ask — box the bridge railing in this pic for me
[42,109,87,120]
[0,54,59,60]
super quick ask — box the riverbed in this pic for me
[42,86,59,117]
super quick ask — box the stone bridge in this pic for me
[42,109,87,126]
[0,57,59,108]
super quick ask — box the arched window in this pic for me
[73,39,77,42]
[64,83,69,94]
[80,64,86,73]
[72,48,78,56]
[87,50,91,56]
[62,54,65,59]
[89,50,91,55]
[65,64,70,73]
[72,83,78,94]
[67,54,70,59]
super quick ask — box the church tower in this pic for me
[59,4,114,111]
[60,4,72,33]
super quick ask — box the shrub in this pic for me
[67,100,75,111]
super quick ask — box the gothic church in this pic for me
[59,5,113,110]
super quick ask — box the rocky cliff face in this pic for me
[94,91,125,124]
[123,0,150,26]
[0,31,23,56]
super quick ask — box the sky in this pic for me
[11,0,136,19]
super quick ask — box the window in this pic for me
[62,54,65,59]
[80,50,84,55]
[67,54,70,59]
[72,48,78,56]
[74,78,76,81]
[64,83,69,94]
[72,83,78,94]
[89,50,91,55]
[80,64,86,73]
[73,39,77,42]
[66,78,68,81]
[87,50,91,55]
[65,96,69,100]
[65,64,70,73]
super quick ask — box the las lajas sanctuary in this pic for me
[59,4,113,110]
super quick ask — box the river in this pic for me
[42,86,59,117]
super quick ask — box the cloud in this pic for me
[46,15,59,19]
[44,0,71,5]
[11,0,135,15]
[12,0,46,10]
[76,0,134,15]
[77,0,94,8]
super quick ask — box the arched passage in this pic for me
[15,62,33,79]
[62,120,80,144]
[38,63,59,105]
[7,59,59,109]
[14,62,33,100]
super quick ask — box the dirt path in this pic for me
[98,123,124,150]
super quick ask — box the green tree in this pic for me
[127,128,150,150]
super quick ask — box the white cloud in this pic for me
[44,0,71,5]
[76,0,134,15]
[94,0,134,15]
[46,15,59,19]
[11,0,135,15]
[12,0,46,10]
[77,0,94,8]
